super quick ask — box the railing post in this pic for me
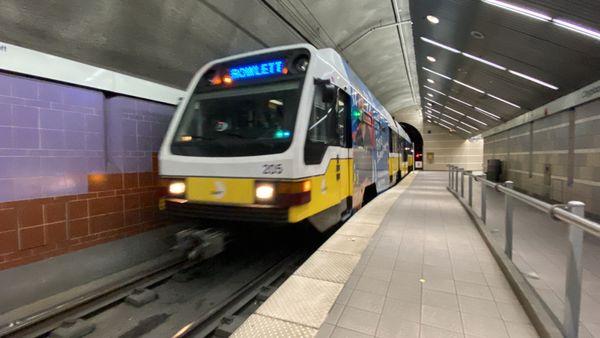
[468,171,473,207]
[460,169,465,198]
[448,165,452,188]
[504,181,514,259]
[480,175,487,224]
[564,201,585,338]
[455,167,460,192]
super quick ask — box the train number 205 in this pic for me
[262,164,283,175]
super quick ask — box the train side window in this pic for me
[305,84,346,164]
[337,89,350,148]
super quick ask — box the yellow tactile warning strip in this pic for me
[232,172,417,337]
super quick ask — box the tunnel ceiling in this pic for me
[411,0,600,138]
[0,0,420,114]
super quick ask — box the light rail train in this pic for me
[159,44,413,231]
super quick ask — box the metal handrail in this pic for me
[446,164,597,338]
[470,173,600,237]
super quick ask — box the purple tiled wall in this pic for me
[106,96,174,173]
[0,71,175,203]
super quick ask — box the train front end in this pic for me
[159,45,319,224]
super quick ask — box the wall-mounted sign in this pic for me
[426,152,434,163]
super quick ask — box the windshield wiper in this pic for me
[221,131,253,139]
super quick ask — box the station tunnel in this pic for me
[0,1,599,337]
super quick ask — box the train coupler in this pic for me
[172,228,227,261]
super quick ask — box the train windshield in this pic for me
[171,80,301,157]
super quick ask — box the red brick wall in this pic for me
[0,162,167,270]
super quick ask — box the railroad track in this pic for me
[1,252,189,337]
[1,226,317,338]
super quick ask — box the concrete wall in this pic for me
[483,98,600,217]
[393,106,484,171]
[0,71,175,270]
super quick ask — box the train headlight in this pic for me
[254,180,311,206]
[255,184,275,200]
[169,181,186,196]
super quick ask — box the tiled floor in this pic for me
[317,172,538,338]
[468,179,600,337]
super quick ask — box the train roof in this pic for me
[316,48,411,143]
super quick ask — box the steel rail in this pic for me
[1,252,188,337]
[172,249,307,337]
[470,173,600,237]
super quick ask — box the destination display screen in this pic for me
[229,59,286,80]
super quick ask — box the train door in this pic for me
[304,84,352,219]
[336,89,352,210]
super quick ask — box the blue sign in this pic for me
[229,60,285,80]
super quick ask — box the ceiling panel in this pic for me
[0,0,303,88]
[411,0,600,137]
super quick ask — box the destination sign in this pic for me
[229,60,285,80]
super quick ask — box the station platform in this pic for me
[233,171,538,338]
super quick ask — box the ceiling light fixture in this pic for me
[426,15,440,24]
[482,0,551,21]
[448,95,473,107]
[420,37,460,53]
[461,52,507,71]
[426,102,432,106]
[423,85,446,96]
[429,107,443,115]
[486,93,521,108]
[420,36,559,90]
[460,121,479,130]
[465,115,488,126]
[475,106,502,120]
[422,67,452,80]
[439,120,455,129]
[456,126,473,134]
[427,79,435,84]
[444,106,465,116]
[442,113,459,122]
[508,70,559,90]
[427,93,434,97]
[423,68,521,109]
[427,56,436,62]
[482,1,600,41]
[453,79,485,93]
[552,19,600,41]
[424,97,443,106]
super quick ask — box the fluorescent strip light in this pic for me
[442,113,459,122]
[508,70,558,90]
[424,97,443,106]
[461,52,507,71]
[427,56,436,62]
[427,79,435,84]
[465,115,488,126]
[448,95,473,107]
[439,120,455,128]
[427,93,434,97]
[444,106,465,116]
[456,126,472,134]
[429,107,443,115]
[486,93,521,108]
[439,124,452,131]
[420,37,461,53]
[482,0,551,21]
[460,121,478,130]
[475,106,501,120]
[453,79,485,93]
[553,19,600,41]
[423,85,447,96]
[422,67,452,80]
